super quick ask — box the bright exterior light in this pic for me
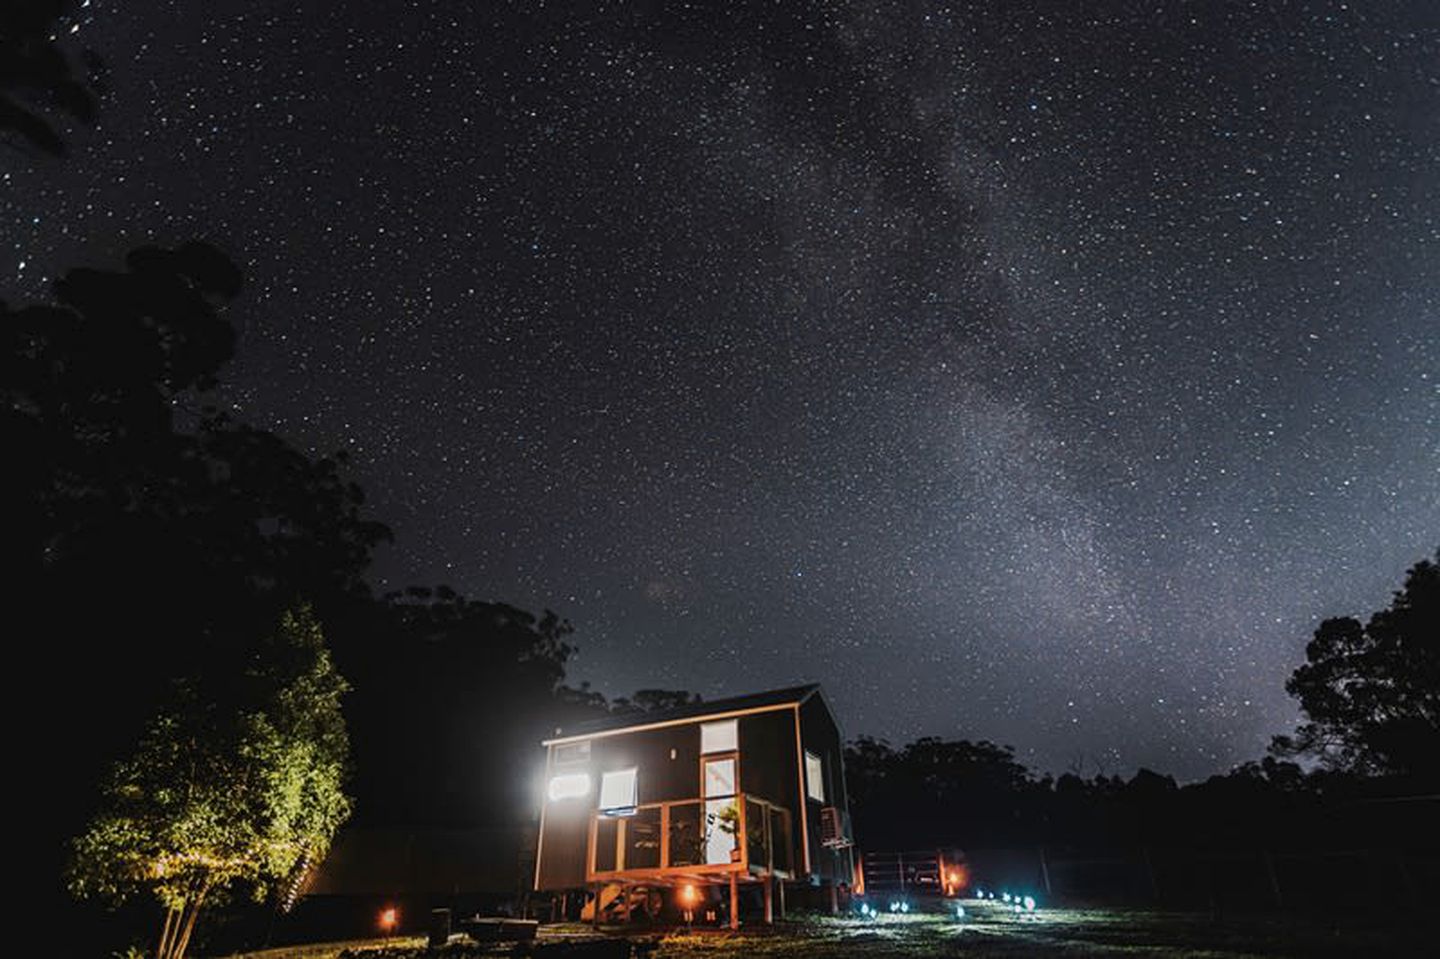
[1023,896,1037,912]
[547,772,591,801]
[889,901,899,912]
[948,871,959,884]
[956,905,966,920]
[680,883,700,905]
[900,901,910,914]
[975,887,984,898]
[1002,892,1012,903]
[379,907,398,932]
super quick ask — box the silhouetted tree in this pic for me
[333,592,579,827]
[611,689,704,714]
[1272,550,1439,780]
[844,735,1045,849]
[7,246,389,930]
[0,0,98,155]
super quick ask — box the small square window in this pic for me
[805,751,826,803]
[701,720,738,754]
[554,740,590,766]
[598,768,638,813]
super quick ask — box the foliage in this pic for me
[7,244,388,897]
[845,736,1047,848]
[69,606,352,959]
[0,0,99,156]
[611,689,705,715]
[333,592,579,827]
[1272,551,1439,779]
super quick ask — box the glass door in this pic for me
[702,755,739,865]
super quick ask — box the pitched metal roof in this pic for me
[545,683,824,744]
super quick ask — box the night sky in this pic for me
[7,1,1438,780]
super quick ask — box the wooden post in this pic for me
[1262,850,1283,911]
[621,883,632,923]
[1142,846,1160,902]
[592,884,602,928]
[729,873,739,930]
[778,879,787,919]
[828,880,838,915]
[763,873,774,924]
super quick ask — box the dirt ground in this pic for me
[223,900,1428,958]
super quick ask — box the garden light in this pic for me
[1023,896,1037,912]
[379,906,398,934]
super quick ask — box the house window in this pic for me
[598,768,638,814]
[704,757,736,799]
[700,719,738,754]
[805,750,826,803]
[554,740,590,765]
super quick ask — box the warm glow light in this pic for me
[547,772,591,801]
[948,871,959,884]
[680,883,699,905]
[379,907,398,931]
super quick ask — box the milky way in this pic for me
[5,1,1437,779]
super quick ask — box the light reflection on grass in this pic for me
[220,905,1424,958]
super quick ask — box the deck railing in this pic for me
[586,792,793,881]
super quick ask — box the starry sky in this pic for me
[6,1,1438,780]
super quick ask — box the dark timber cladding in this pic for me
[533,683,854,892]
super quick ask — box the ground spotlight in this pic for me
[1023,895,1037,912]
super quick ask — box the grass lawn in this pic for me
[220,901,1427,958]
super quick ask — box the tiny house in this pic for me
[533,684,855,926]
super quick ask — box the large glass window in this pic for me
[700,719,738,754]
[704,757,736,798]
[598,768,638,814]
[805,750,826,803]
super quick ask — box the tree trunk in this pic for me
[171,883,210,959]
[156,905,179,959]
